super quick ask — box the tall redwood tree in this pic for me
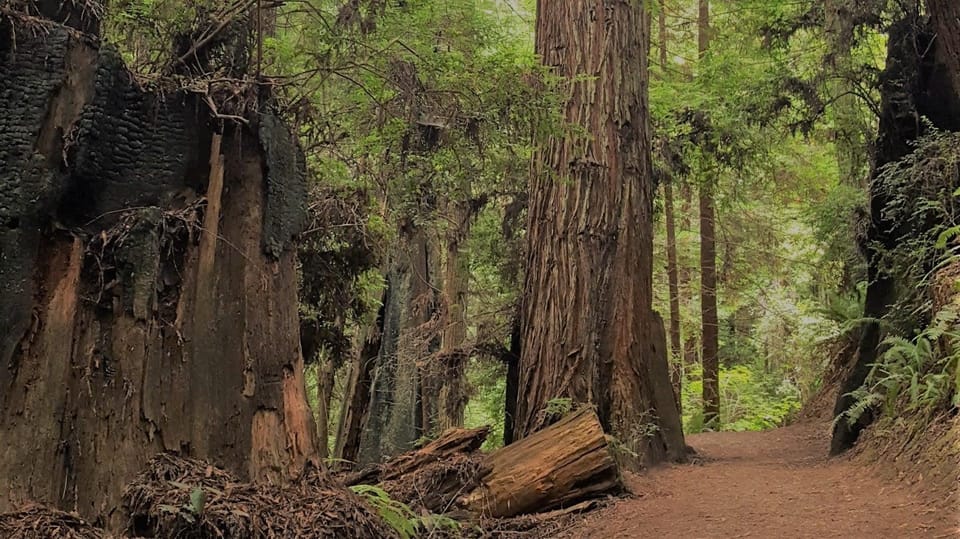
[516,0,685,466]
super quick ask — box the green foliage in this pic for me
[544,397,574,417]
[349,484,461,539]
[463,358,506,451]
[874,127,960,329]
[188,487,206,516]
[349,485,419,539]
[840,308,960,427]
[156,483,214,525]
[683,364,801,433]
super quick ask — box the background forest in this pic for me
[95,0,953,449]
[2,0,959,535]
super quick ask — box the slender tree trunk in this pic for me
[438,199,471,430]
[665,180,684,410]
[502,316,521,446]
[336,291,388,464]
[659,2,683,411]
[824,0,870,191]
[679,181,699,368]
[358,269,402,463]
[699,180,720,428]
[316,355,337,460]
[517,0,685,467]
[697,0,720,430]
[0,11,316,525]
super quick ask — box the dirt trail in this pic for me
[558,422,958,538]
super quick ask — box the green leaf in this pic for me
[189,487,206,515]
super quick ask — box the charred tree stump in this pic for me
[0,10,316,528]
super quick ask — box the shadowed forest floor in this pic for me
[557,423,958,538]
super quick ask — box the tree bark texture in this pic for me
[336,289,388,465]
[699,179,720,428]
[665,181,683,409]
[928,0,960,99]
[316,356,337,460]
[359,227,438,463]
[679,181,699,368]
[355,269,402,463]
[502,316,521,446]
[0,15,315,525]
[342,410,621,519]
[517,0,685,467]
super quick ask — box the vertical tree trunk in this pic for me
[679,182,699,368]
[438,199,471,430]
[362,227,437,462]
[928,0,960,99]
[664,180,684,410]
[659,2,683,411]
[502,316,521,446]
[823,0,871,191]
[697,0,720,430]
[316,356,337,461]
[517,0,685,467]
[0,12,316,526]
[358,269,403,463]
[336,287,388,464]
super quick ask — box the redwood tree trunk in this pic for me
[0,11,316,526]
[928,0,960,97]
[516,0,685,467]
[698,0,721,430]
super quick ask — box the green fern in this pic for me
[857,307,960,416]
[349,484,463,539]
[350,485,419,539]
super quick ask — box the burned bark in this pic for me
[358,226,439,463]
[0,11,315,527]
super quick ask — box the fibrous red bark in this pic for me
[516,0,685,466]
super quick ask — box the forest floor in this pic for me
[555,421,958,538]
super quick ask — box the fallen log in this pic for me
[345,408,621,520]
[463,407,621,518]
[338,426,490,487]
